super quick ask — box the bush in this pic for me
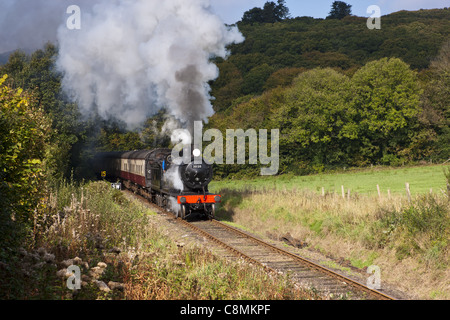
[372,194,449,264]
[0,74,53,258]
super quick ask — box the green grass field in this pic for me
[210,164,450,299]
[210,164,450,196]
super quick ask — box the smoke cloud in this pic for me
[56,0,244,131]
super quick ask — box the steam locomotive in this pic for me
[93,147,220,220]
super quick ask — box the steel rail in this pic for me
[176,218,318,300]
[210,219,396,301]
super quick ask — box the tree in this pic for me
[273,68,353,172]
[327,1,352,20]
[0,43,83,183]
[241,0,290,24]
[263,67,305,91]
[419,40,450,160]
[351,58,422,165]
[272,0,290,21]
[241,63,274,95]
[0,74,51,225]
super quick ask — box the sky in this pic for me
[210,0,450,24]
[0,0,449,53]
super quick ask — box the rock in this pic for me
[95,281,110,293]
[61,259,74,268]
[56,268,72,279]
[280,233,307,249]
[97,262,107,269]
[108,281,124,291]
[89,266,104,279]
[73,257,83,265]
[81,274,91,282]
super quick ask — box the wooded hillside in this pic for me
[207,8,450,177]
[0,8,449,179]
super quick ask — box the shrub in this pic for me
[372,194,449,264]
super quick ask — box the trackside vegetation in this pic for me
[212,169,450,299]
[0,5,449,300]
[0,180,315,300]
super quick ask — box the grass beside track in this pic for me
[210,164,450,300]
[210,164,449,196]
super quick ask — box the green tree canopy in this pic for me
[273,68,352,172]
[327,1,352,20]
[241,0,290,24]
[419,40,450,160]
[351,58,422,165]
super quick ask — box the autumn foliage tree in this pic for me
[0,74,51,236]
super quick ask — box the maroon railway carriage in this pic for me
[93,148,221,220]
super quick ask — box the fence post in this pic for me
[405,182,411,203]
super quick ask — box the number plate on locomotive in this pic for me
[192,165,202,169]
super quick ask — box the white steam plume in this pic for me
[56,0,244,130]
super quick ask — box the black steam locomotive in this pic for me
[93,147,220,220]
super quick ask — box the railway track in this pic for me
[127,190,396,300]
[179,219,395,300]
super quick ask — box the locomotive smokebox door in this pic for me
[181,160,213,190]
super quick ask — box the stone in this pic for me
[61,259,74,268]
[95,280,110,293]
[108,281,124,291]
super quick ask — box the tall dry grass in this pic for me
[216,187,450,299]
[19,181,318,300]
